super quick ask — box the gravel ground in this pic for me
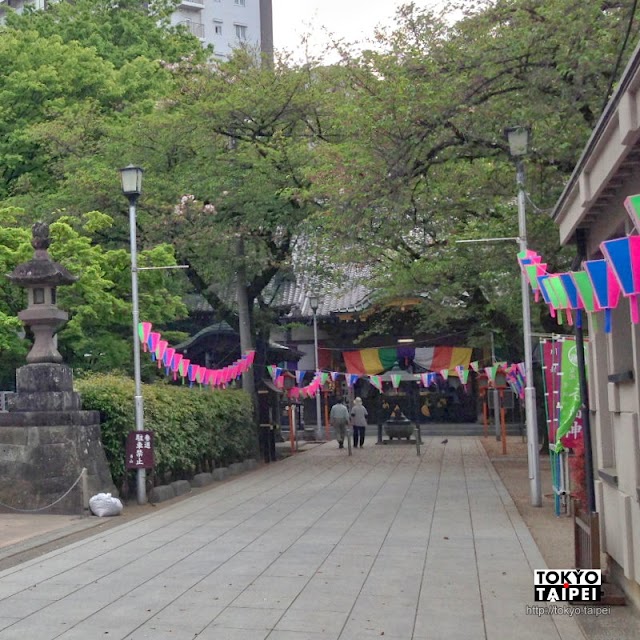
[481,435,640,640]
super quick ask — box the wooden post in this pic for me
[500,389,507,455]
[482,389,488,438]
[324,390,330,441]
[81,467,89,514]
[288,403,295,453]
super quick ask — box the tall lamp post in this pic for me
[120,165,146,505]
[504,126,542,507]
[308,293,323,440]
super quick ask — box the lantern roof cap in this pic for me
[6,222,77,287]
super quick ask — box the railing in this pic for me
[574,507,600,569]
[177,20,205,39]
[180,0,205,8]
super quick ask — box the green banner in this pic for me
[555,340,585,452]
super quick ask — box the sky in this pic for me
[271,0,451,59]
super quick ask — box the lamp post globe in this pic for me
[120,165,143,199]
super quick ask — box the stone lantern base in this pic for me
[0,363,116,515]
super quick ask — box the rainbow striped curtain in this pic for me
[414,346,472,371]
[343,348,398,375]
[342,346,472,375]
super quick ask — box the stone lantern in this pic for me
[7,222,77,364]
[0,222,116,514]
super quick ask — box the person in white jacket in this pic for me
[350,397,368,448]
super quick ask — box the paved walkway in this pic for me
[0,437,585,639]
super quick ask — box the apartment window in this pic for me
[214,20,223,35]
[234,24,247,40]
[235,0,246,6]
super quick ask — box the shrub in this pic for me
[76,374,255,492]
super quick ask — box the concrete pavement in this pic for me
[0,437,586,639]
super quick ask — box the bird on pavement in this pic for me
[441,439,448,445]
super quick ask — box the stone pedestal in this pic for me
[0,364,116,515]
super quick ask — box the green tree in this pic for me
[0,0,202,206]
[4,0,200,69]
[0,209,186,386]
[21,49,328,339]
[306,0,640,355]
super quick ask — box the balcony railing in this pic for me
[179,1,205,8]
[177,20,205,39]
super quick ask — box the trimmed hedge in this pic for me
[76,374,256,491]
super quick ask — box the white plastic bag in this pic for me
[89,492,123,517]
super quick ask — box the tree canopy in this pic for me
[1,0,639,371]
[302,0,640,354]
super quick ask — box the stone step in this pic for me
[600,580,627,606]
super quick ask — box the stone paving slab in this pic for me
[0,437,586,639]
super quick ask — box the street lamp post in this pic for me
[308,293,323,440]
[120,165,146,505]
[504,126,542,507]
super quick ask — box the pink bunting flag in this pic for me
[139,322,152,351]
[601,235,640,324]
[179,358,190,381]
[469,361,479,373]
[439,369,449,380]
[148,332,160,359]
[155,340,168,369]
[163,347,175,374]
[370,375,383,391]
[584,259,621,333]
[171,353,183,380]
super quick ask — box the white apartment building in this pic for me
[0,1,274,59]
[172,0,273,59]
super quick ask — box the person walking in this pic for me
[350,397,368,448]
[330,397,350,449]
